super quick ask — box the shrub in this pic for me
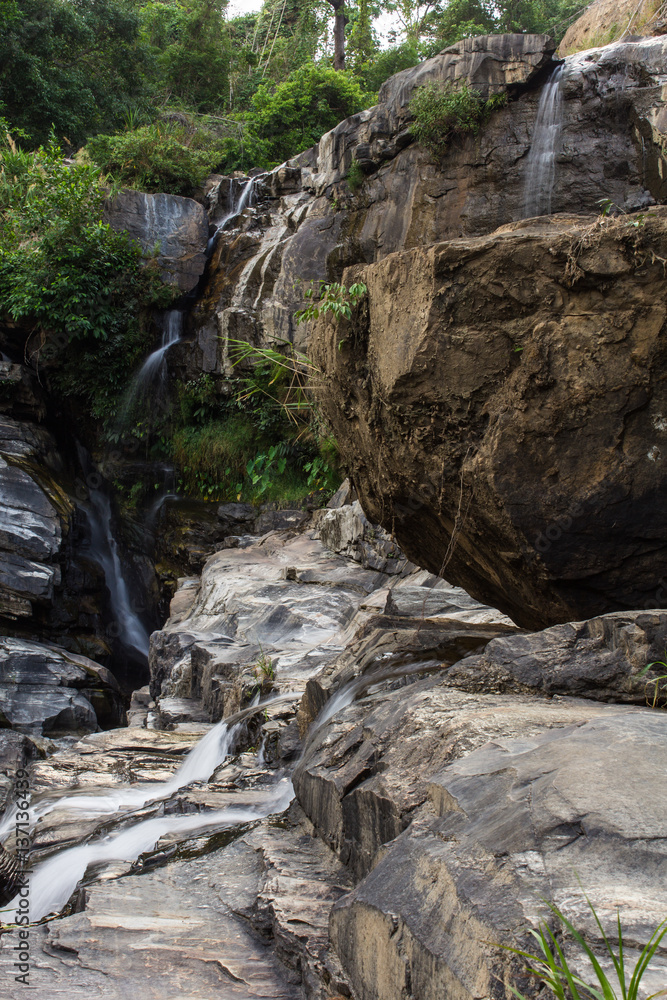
[0,127,173,421]
[409,81,484,157]
[347,158,365,192]
[86,119,227,195]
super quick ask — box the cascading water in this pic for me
[87,489,150,662]
[523,64,565,218]
[115,309,184,436]
[207,177,255,255]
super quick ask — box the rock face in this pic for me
[106,189,209,293]
[309,212,667,628]
[189,35,667,373]
[560,0,667,56]
[0,637,124,734]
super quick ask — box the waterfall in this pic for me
[208,177,255,254]
[523,64,565,218]
[0,696,296,920]
[13,780,294,922]
[133,309,183,391]
[87,489,150,661]
[116,310,183,430]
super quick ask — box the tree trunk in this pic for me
[329,0,346,70]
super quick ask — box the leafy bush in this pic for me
[0,0,145,149]
[409,81,485,157]
[217,62,375,173]
[0,127,173,420]
[347,158,365,192]
[87,119,228,195]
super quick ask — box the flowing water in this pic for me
[116,310,183,431]
[523,64,565,218]
[87,489,150,662]
[208,178,255,255]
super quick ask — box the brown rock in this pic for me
[309,213,667,628]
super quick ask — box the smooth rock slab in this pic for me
[330,709,667,1000]
[106,189,209,293]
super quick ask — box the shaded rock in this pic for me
[254,509,310,534]
[217,501,257,533]
[106,189,208,293]
[310,213,667,628]
[0,638,124,735]
[446,609,667,703]
[326,478,357,509]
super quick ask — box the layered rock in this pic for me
[188,35,667,373]
[0,637,124,735]
[0,416,73,623]
[309,212,667,628]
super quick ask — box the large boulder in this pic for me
[0,638,124,735]
[106,190,208,293]
[309,212,667,628]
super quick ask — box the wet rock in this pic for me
[310,213,667,628]
[106,189,209,293]
[149,529,397,717]
[0,638,124,736]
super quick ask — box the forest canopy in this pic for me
[0,0,582,185]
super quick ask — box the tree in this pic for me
[0,0,145,148]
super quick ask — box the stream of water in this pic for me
[523,64,565,218]
[87,488,150,662]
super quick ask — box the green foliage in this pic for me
[639,657,667,709]
[172,416,257,499]
[87,118,228,195]
[347,158,365,192]
[294,281,368,325]
[409,81,484,157]
[0,129,173,421]
[219,63,374,173]
[0,0,145,149]
[355,43,421,93]
[500,891,667,1000]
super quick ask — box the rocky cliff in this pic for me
[187,34,667,374]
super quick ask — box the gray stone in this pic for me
[313,501,409,575]
[0,638,124,735]
[329,709,667,1000]
[106,189,209,293]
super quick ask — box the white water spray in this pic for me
[10,779,294,922]
[523,64,565,218]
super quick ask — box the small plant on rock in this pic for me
[294,280,367,325]
[499,891,667,1000]
[409,81,484,157]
